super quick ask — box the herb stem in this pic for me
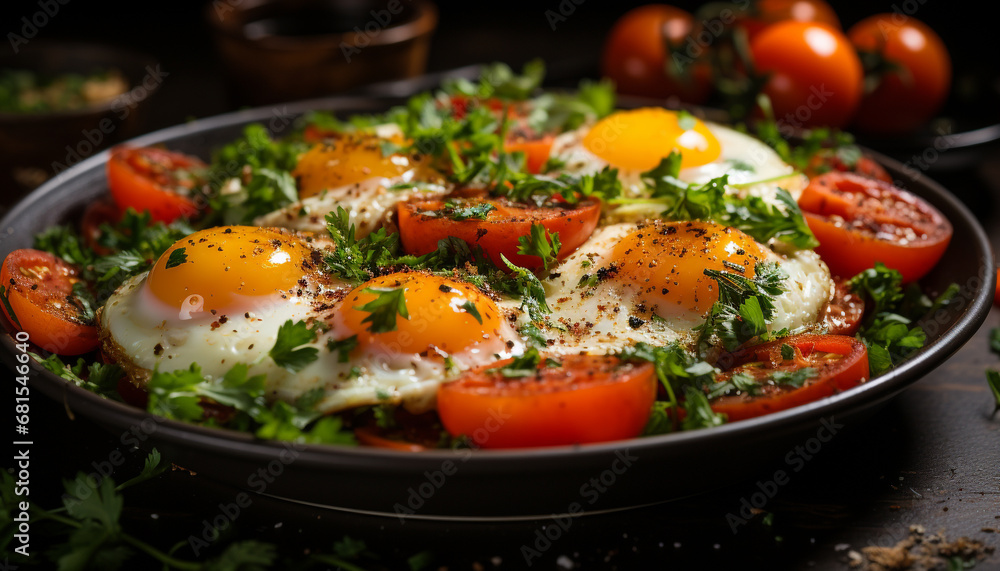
[33,509,203,570]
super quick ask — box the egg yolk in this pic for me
[583,108,721,171]
[335,272,504,359]
[293,134,429,199]
[146,226,317,317]
[610,221,767,322]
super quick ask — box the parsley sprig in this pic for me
[847,263,957,375]
[517,223,561,271]
[697,262,788,353]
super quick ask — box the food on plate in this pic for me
[0,68,128,113]
[4,62,956,450]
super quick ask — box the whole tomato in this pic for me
[848,14,951,135]
[750,20,862,128]
[739,0,841,40]
[601,4,712,104]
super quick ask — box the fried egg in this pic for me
[503,220,833,359]
[552,107,807,198]
[254,132,446,237]
[98,226,522,413]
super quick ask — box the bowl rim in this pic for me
[0,89,994,467]
[204,0,438,50]
[0,40,160,122]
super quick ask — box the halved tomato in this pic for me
[397,196,601,270]
[804,153,893,184]
[1,249,98,355]
[709,334,869,421]
[107,147,207,223]
[822,278,865,336]
[437,354,656,449]
[798,172,952,283]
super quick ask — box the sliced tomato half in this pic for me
[397,196,601,270]
[107,147,207,223]
[709,334,869,421]
[798,172,952,283]
[1,249,98,355]
[821,278,865,336]
[437,354,657,449]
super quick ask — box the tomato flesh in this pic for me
[710,334,869,421]
[798,172,952,283]
[1,249,98,355]
[437,354,657,449]
[107,147,206,223]
[397,196,601,270]
[822,279,865,336]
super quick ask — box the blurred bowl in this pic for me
[206,0,437,106]
[0,41,159,205]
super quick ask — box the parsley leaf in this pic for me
[620,342,718,430]
[697,262,787,352]
[355,287,409,334]
[459,300,483,324]
[438,200,496,221]
[33,353,123,399]
[496,254,551,322]
[488,348,559,377]
[270,320,320,372]
[681,386,727,430]
[327,335,359,363]
[164,247,187,269]
[987,369,1000,418]
[517,223,561,271]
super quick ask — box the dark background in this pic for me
[2,0,1000,569]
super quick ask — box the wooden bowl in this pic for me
[206,0,437,106]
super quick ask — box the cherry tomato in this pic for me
[739,0,840,41]
[798,172,952,283]
[750,21,862,128]
[80,198,122,256]
[822,279,865,336]
[1,249,98,355]
[106,147,207,223]
[437,354,657,449]
[397,196,601,270]
[709,334,869,421]
[601,5,712,103]
[848,15,951,135]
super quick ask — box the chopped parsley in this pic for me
[697,262,788,352]
[847,263,956,375]
[517,223,561,271]
[327,335,359,363]
[458,299,483,324]
[438,200,496,221]
[488,348,560,378]
[355,287,409,334]
[164,247,187,269]
[269,320,320,372]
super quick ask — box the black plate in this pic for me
[0,93,994,520]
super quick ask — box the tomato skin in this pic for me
[397,197,601,270]
[739,0,841,40]
[710,334,869,421]
[601,5,712,103]
[848,15,951,135]
[107,147,206,223]
[750,21,862,128]
[504,135,554,174]
[1,249,98,355]
[438,354,657,449]
[822,279,865,336]
[798,172,952,283]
